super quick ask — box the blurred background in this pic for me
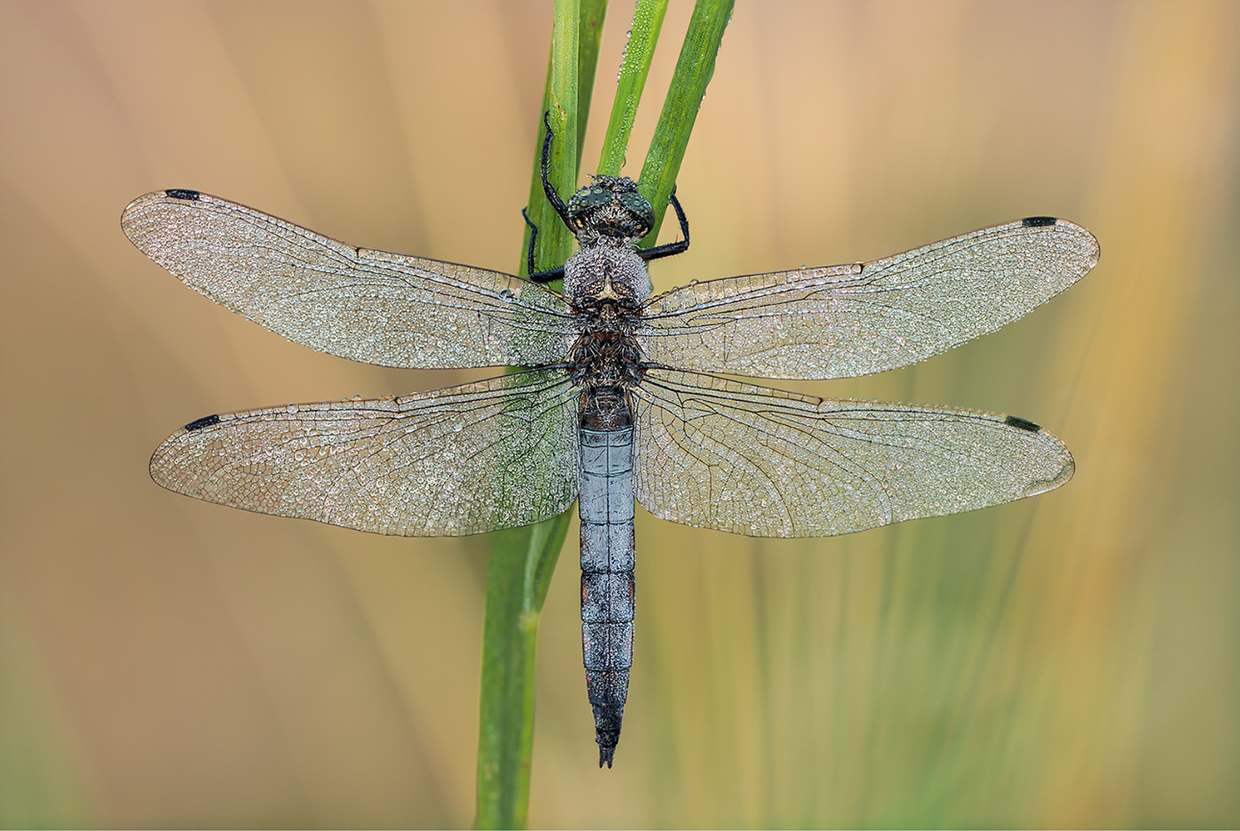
[2,0,1238,826]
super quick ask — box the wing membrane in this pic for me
[632,369,1073,537]
[150,370,580,536]
[638,218,1099,379]
[122,190,572,368]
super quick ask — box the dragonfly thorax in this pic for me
[566,242,649,393]
[563,242,653,305]
[569,325,643,382]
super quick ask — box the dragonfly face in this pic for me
[123,147,1098,767]
[564,175,654,240]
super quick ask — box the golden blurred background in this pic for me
[2,0,1238,826]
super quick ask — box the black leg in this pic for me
[523,207,566,283]
[523,207,538,277]
[522,111,573,283]
[529,266,566,284]
[539,111,573,230]
[639,187,691,262]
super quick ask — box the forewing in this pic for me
[632,369,1073,537]
[122,190,572,368]
[638,218,1099,379]
[150,370,580,536]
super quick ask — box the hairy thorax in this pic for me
[564,240,648,432]
[562,237,653,304]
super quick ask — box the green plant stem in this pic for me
[575,0,609,163]
[639,0,733,241]
[474,515,573,830]
[598,0,669,177]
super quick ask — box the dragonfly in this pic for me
[122,124,1098,767]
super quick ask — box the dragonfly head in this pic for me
[567,176,654,243]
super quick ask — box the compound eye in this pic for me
[571,186,612,211]
[618,192,655,234]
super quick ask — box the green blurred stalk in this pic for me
[475,1,731,826]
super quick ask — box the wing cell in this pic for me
[150,370,581,536]
[632,369,1073,538]
[638,218,1099,379]
[122,190,572,369]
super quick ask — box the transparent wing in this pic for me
[150,369,580,536]
[632,369,1073,538]
[638,218,1099,379]
[122,190,573,369]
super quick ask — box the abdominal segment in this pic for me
[579,424,636,768]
